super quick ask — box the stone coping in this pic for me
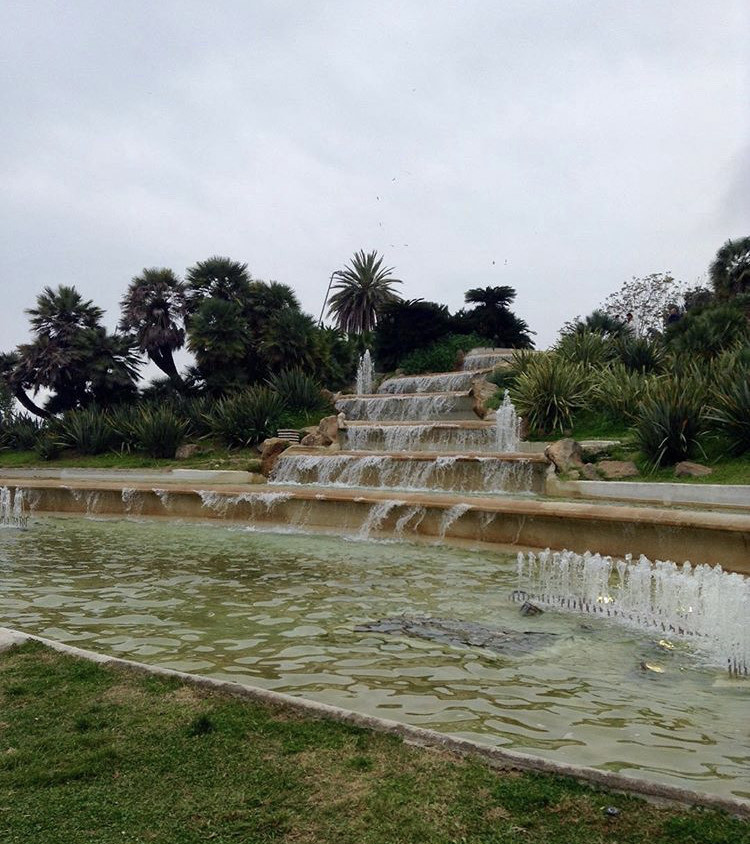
[281,448,548,463]
[0,627,746,818]
[337,390,472,400]
[551,478,750,511]
[0,468,258,485]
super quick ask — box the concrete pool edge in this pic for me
[2,627,748,819]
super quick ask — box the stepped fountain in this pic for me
[1,346,750,804]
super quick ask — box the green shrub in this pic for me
[398,333,488,375]
[1,415,43,451]
[555,330,617,369]
[129,406,189,458]
[34,430,63,461]
[706,380,750,455]
[591,364,651,422]
[616,336,665,373]
[510,354,593,435]
[665,302,749,359]
[176,395,214,438]
[209,387,286,448]
[267,368,326,411]
[59,409,116,454]
[634,378,707,468]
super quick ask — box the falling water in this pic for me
[379,371,479,394]
[462,350,513,371]
[336,393,465,422]
[344,423,497,453]
[356,349,374,395]
[516,549,750,675]
[0,486,27,529]
[271,453,534,494]
[495,390,521,452]
[355,500,404,539]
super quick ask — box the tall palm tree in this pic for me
[327,250,402,334]
[459,285,534,348]
[15,285,140,413]
[119,267,187,385]
[185,256,252,311]
[710,236,750,299]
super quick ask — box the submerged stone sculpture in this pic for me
[354,616,557,655]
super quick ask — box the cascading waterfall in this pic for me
[462,351,512,370]
[379,371,480,394]
[495,390,521,452]
[344,424,497,453]
[0,486,27,529]
[356,349,374,395]
[356,500,404,539]
[516,549,750,675]
[271,453,533,493]
[336,393,463,421]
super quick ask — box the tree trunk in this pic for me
[14,386,51,419]
[150,347,184,387]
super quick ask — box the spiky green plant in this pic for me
[616,336,665,373]
[510,354,593,435]
[129,406,189,458]
[327,250,402,334]
[591,364,652,422]
[266,368,326,411]
[209,387,286,448]
[59,408,116,454]
[555,329,617,369]
[634,378,707,468]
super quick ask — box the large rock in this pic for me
[174,443,201,460]
[544,439,584,473]
[318,414,341,443]
[260,437,291,476]
[469,376,498,420]
[579,440,621,460]
[675,461,713,477]
[597,460,639,479]
[300,432,330,447]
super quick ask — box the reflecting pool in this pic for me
[1,516,748,800]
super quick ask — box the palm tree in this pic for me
[458,285,534,348]
[185,256,252,311]
[15,285,140,413]
[0,351,50,419]
[710,237,750,299]
[27,285,103,340]
[327,250,402,334]
[186,298,254,394]
[119,267,187,385]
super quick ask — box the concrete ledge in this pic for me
[2,627,747,818]
[550,478,750,511]
[0,467,262,485]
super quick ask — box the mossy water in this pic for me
[1,515,748,801]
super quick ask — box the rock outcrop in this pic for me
[544,439,584,474]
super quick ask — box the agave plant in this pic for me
[59,408,116,454]
[555,329,618,369]
[209,387,287,448]
[267,368,325,411]
[705,372,750,456]
[128,406,190,458]
[510,353,593,435]
[591,364,652,422]
[634,378,707,468]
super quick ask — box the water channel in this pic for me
[1,514,748,801]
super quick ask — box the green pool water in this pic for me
[1,515,748,801]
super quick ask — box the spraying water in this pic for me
[495,390,521,452]
[516,548,750,675]
[0,486,27,529]
[356,349,374,395]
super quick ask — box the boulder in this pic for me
[260,437,291,476]
[469,376,498,420]
[581,463,600,480]
[544,439,584,473]
[579,440,621,460]
[318,414,341,443]
[174,443,201,460]
[597,460,639,479]
[300,432,331,447]
[675,461,713,478]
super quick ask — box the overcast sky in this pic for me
[1,0,747,373]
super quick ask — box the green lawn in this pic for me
[0,642,746,843]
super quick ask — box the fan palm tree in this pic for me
[458,285,534,348]
[327,250,402,334]
[710,236,750,299]
[15,285,140,413]
[119,267,187,385]
[185,256,252,311]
